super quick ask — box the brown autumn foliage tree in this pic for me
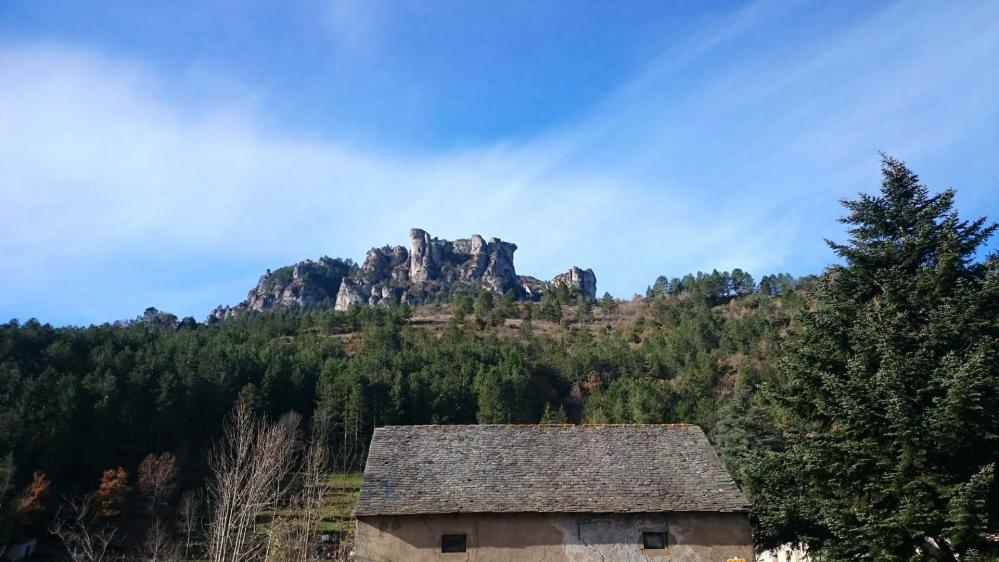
[15,470,52,528]
[94,467,130,520]
[137,452,178,515]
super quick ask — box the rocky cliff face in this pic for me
[406,228,519,292]
[209,228,597,321]
[208,257,355,323]
[551,266,598,302]
[331,228,527,310]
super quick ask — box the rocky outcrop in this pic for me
[517,275,549,300]
[408,229,433,283]
[208,256,354,323]
[329,229,525,311]
[334,278,369,311]
[481,238,518,293]
[208,228,597,320]
[362,245,409,283]
[551,267,598,302]
[403,228,519,292]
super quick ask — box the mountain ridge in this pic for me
[208,228,596,323]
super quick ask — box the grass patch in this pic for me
[260,472,363,536]
[322,472,362,532]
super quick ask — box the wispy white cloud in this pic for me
[1,1,997,324]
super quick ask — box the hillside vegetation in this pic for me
[0,156,996,561]
[0,273,799,486]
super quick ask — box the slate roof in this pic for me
[354,424,751,517]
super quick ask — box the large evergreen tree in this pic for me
[750,156,999,560]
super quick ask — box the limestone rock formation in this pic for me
[481,238,518,294]
[408,229,433,283]
[403,228,519,292]
[334,278,369,311]
[207,228,598,320]
[327,228,524,311]
[361,245,409,283]
[516,276,549,300]
[208,256,354,323]
[551,266,598,302]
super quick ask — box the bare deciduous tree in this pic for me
[176,490,201,559]
[328,421,359,562]
[206,401,301,562]
[299,411,332,559]
[265,410,332,562]
[133,517,180,562]
[49,494,118,562]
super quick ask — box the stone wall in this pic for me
[355,511,752,562]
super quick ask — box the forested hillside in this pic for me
[0,272,804,559]
[0,270,802,495]
[0,157,996,560]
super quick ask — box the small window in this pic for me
[642,531,667,550]
[442,534,467,553]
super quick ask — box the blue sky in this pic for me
[1,1,998,326]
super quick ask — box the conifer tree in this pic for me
[540,293,562,322]
[598,291,618,313]
[474,291,494,323]
[452,293,473,321]
[750,155,999,560]
[539,403,569,424]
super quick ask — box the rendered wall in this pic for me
[355,511,752,562]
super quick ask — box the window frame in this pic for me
[441,533,467,553]
[641,530,668,550]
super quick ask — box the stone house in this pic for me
[354,424,753,562]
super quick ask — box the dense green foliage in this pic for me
[258,256,356,296]
[0,274,799,535]
[748,156,999,560]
